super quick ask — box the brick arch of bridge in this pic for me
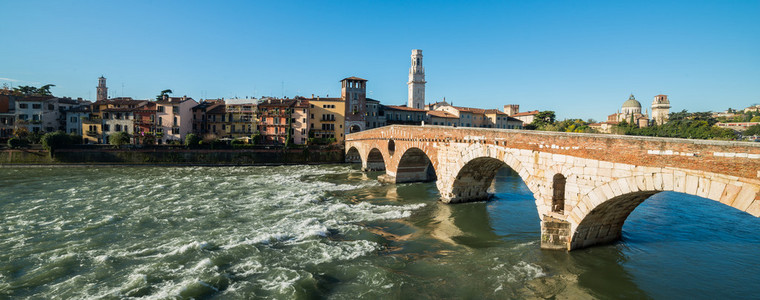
[346,139,441,182]
[346,146,362,164]
[566,169,760,250]
[436,143,578,214]
[438,143,534,204]
[388,142,440,183]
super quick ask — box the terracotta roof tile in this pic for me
[512,110,540,117]
[426,110,458,118]
[384,105,427,112]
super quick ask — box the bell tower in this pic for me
[96,76,108,101]
[407,49,426,109]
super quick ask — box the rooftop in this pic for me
[512,110,540,117]
[426,110,458,119]
[384,105,426,112]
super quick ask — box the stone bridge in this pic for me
[345,125,760,250]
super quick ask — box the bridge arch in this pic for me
[346,146,361,164]
[364,148,386,171]
[395,147,437,183]
[568,172,760,250]
[440,144,538,203]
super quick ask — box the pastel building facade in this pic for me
[155,96,197,144]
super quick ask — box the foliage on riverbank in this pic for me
[612,110,737,140]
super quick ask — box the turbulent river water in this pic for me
[2,164,760,299]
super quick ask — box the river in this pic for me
[1,164,759,299]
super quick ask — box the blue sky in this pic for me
[1,1,758,120]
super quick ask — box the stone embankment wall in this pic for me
[0,148,344,165]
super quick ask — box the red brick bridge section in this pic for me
[345,125,760,250]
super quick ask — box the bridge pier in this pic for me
[540,215,571,250]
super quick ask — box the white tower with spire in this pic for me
[408,49,426,109]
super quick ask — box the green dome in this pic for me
[622,94,641,108]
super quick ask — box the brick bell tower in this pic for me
[341,76,367,135]
[96,76,108,101]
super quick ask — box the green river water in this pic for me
[1,165,759,299]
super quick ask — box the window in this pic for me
[19,104,28,109]
[70,116,77,122]
[172,128,180,134]
[157,106,164,113]
[115,124,122,132]
[48,104,54,110]
[552,174,566,214]
[103,124,110,131]
[33,104,41,109]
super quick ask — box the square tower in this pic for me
[341,76,367,134]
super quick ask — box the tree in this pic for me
[12,84,55,96]
[41,131,72,153]
[156,89,173,101]
[109,132,131,147]
[250,132,261,145]
[37,84,55,96]
[184,133,201,148]
[13,85,37,96]
[142,133,156,145]
[7,137,27,149]
[744,124,760,136]
[529,111,556,130]
[750,116,760,122]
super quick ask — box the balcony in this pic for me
[134,119,155,125]
[86,131,99,137]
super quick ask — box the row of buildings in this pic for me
[1,49,532,145]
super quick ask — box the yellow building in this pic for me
[224,98,258,139]
[82,97,145,144]
[307,97,345,143]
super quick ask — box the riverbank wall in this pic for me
[0,147,345,166]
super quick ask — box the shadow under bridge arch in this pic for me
[395,147,437,183]
[364,148,386,171]
[346,146,361,163]
[446,157,511,203]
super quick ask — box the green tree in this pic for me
[744,124,760,136]
[184,133,201,148]
[12,84,55,96]
[250,132,261,145]
[13,85,37,96]
[41,131,72,154]
[36,84,55,96]
[7,137,27,149]
[142,133,156,145]
[529,111,556,130]
[156,89,173,101]
[109,132,131,147]
[69,134,83,144]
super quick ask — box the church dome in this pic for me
[622,94,641,108]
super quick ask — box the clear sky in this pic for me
[1,0,758,120]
